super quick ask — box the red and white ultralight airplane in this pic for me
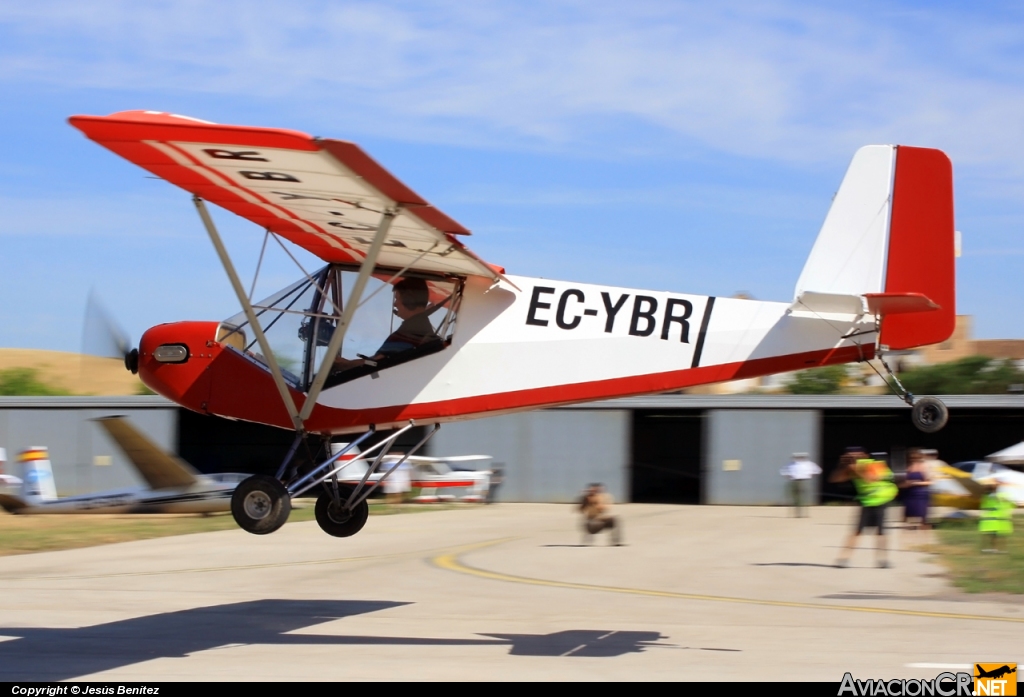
[69,110,956,537]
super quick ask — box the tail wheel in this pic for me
[231,475,291,535]
[315,490,369,537]
[911,396,949,433]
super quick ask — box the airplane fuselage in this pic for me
[138,273,876,434]
[0,481,237,515]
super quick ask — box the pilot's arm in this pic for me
[332,356,366,371]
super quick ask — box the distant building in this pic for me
[919,316,1024,365]
[5,394,1024,505]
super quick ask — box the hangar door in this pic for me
[705,410,820,505]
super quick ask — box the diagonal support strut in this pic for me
[194,196,304,431]
[194,197,399,432]
[300,208,398,421]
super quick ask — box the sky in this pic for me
[2,0,1024,353]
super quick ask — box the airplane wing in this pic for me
[69,111,504,282]
[936,464,989,497]
[95,416,199,490]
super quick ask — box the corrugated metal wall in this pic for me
[429,409,630,503]
[0,399,178,496]
[4,395,1020,505]
[704,409,820,505]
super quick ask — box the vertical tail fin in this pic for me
[18,447,57,503]
[94,416,199,489]
[795,145,955,349]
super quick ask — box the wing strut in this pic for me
[194,196,304,432]
[195,196,399,432]
[300,208,398,421]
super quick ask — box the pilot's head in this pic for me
[393,278,429,317]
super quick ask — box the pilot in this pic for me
[332,277,440,372]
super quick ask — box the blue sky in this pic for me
[2,1,1023,352]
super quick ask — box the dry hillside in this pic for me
[0,349,146,396]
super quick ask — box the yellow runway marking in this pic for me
[434,539,1024,625]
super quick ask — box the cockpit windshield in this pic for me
[217,265,463,391]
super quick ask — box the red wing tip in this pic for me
[68,111,315,142]
[70,110,218,126]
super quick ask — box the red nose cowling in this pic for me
[137,321,306,430]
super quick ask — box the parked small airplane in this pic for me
[0,417,247,514]
[69,111,958,538]
[930,460,1024,509]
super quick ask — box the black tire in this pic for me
[315,490,369,538]
[231,475,291,535]
[911,396,949,433]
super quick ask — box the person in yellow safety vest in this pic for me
[979,479,1015,553]
[830,447,899,569]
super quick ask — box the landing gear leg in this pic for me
[876,354,949,433]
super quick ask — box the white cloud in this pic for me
[3,1,1024,173]
[4,1,1024,348]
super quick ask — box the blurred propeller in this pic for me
[82,290,139,374]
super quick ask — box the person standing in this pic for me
[832,447,899,568]
[979,478,1015,553]
[780,452,822,517]
[901,449,933,531]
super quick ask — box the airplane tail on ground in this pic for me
[18,447,57,504]
[0,447,58,512]
[794,145,955,350]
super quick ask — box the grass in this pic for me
[930,516,1024,594]
[0,501,470,558]
[0,367,72,396]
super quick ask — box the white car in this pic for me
[407,456,492,503]
[329,449,491,502]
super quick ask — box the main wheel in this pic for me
[231,475,291,535]
[911,396,949,433]
[315,490,369,537]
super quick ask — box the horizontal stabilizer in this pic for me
[95,416,199,490]
[0,494,27,513]
[792,291,941,318]
[791,291,867,316]
[863,292,939,316]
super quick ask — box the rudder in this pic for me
[880,146,955,350]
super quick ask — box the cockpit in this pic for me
[215,264,463,392]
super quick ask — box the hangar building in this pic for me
[1,395,1022,505]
